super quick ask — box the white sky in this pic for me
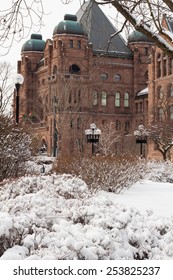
[0,0,117,71]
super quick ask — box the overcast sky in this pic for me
[0,0,117,72]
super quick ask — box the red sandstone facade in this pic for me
[14,2,154,157]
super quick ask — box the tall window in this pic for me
[77,40,81,49]
[115,92,120,107]
[124,92,129,107]
[69,40,73,48]
[125,121,130,132]
[92,90,98,106]
[157,53,161,78]
[101,91,107,106]
[163,59,167,76]
[115,120,121,130]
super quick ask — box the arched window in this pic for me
[101,91,107,106]
[124,92,129,107]
[40,139,47,153]
[115,92,120,107]
[69,64,80,74]
[92,90,98,106]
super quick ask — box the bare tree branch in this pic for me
[0,62,14,114]
[0,0,45,55]
[96,0,173,57]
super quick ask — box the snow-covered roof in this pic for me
[137,87,148,97]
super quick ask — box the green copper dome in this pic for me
[21,34,45,52]
[53,14,87,36]
[128,30,152,43]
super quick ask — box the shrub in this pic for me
[53,155,147,193]
[0,114,35,181]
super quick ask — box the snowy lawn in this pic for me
[102,180,173,217]
[0,165,173,260]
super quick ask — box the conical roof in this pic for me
[76,0,132,57]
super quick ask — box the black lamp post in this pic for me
[40,164,45,174]
[14,74,24,124]
[134,125,148,158]
[85,123,101,154]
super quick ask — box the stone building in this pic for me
[14,0,154,156]
[148,15,173,160]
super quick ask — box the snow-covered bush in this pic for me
[0,114,33,181]
[53,156,147,193]
[0,212,29,257]
[145,161,173,183]
[26,156,55,175]
[0,174,173,260]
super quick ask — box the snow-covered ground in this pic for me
[103,180,173,217]
[0,159,173,260]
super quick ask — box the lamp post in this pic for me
[134,124,148,158]
[14,74,24,124]
[85,123,101,155]
[40,164,45,174]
